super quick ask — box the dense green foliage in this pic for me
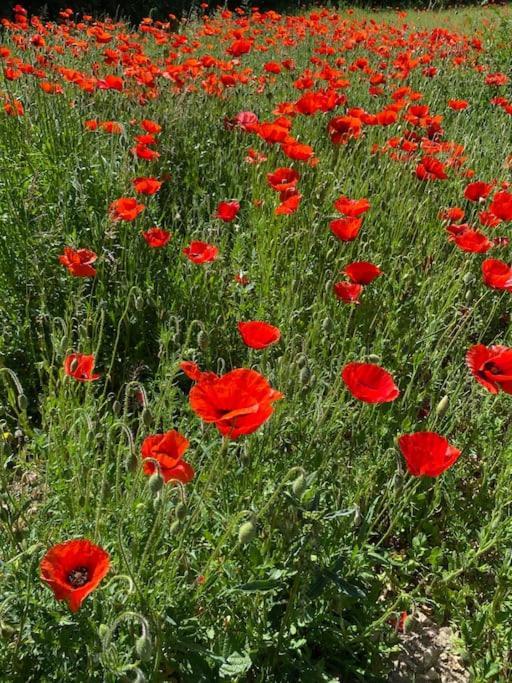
[1,3,512,682]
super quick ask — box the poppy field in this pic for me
[1,2,512,681]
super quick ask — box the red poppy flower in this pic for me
[333,281,363,303]
[183,241,219,264]
[133,177,162,195]
[227,39,253,57]
[481,259,512,290]
[109,198,145,222]
[40,539,110,612]
[215,200,240,222]
[267,167,300,192]
[328,115,362,144]
[479,211,501,228]
[59,247,97,277]
[64,353,100,382]
[131,144,160,161]
[238,321,281,349]
[189,368,283,439]
[448,99,469,111]
[415,156,448,181]
[141,430,194,483]
[464,181,492,202]
[333,196,370,217]
[489,191,512,222]
[180,361,218,383]
[141,119,162,134]
[330,217,363,241]
[142,227,171,248]
[466,344,512,394]
[398,432,461,477]
[275,190,302,215]
[343,261,382,284]
[341,362,399,403]
[439,207,465,223]
[450,229,492,253]
[225,111,258,130]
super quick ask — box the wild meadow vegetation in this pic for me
[0,2,512,681]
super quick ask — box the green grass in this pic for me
[1,3,512,681]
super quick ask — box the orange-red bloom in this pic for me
[398,432,461,477]
[64,353,100,382]
[215,200,240,222]
[333,281,363,303]
[133,177,162,195]
[141,430,194,483]
[343,261,382,284]
[142,227,171,248]
[59,247,97,277]
[333,196,370,217]
[183,241,219,264]
[330,217,363,241]
[238,321,281,349]
[40,539,110,612]
[341,362,399,403]
[189,368,283,439]
[109,198,145,222]
[466,344,512,394]
[481,259,512,291]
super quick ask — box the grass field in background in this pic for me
[0,2,512,681]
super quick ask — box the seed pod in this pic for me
[197,330,208,350]
[169,519,181,536]
[238,519,257,545]
[299,365,311,385]
[148,472,163,496]
[17,394,28,411]
[292,473,307,497]
[135,633,152,661]
[435,395,449,417]
[175,502,187,521]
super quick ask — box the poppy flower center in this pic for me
[68,566,90,587]
[483,361,501,376]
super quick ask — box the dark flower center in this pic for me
[483,361,501,376]
[68,566,90,587]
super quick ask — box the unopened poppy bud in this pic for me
[69,358,79,373]
[435,395,449,417]
[17,394,27,411]
[149,471,163,495]
[322,317,331,333]
[197,330,208,350]
[134,295,144,311]
[0,621,16,638]
[112,400,122,416]
[292,473,306,497]
[135,632,152,661]
[299,366,311,385]
[296,353,308,368]
[353,505,362,528]
[463,271,474,285]
[142,408,153,427]
[14,429,23,440]
[98,624,108,638]
[465,289,473,302]
[169,519,181,536]
[367,354,380,363]
[238,519,257,545]
[175,502,187,520]
[125,451,138,473]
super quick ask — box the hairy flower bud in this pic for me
[238,519,257,545]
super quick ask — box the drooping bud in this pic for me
[134,295,144,311]
[299,366,311,386]
[367,354,380,363]
[175,502,187,521]
[292,473,307,497]
[125,450,138,473]
[135,632,152,661]
[197,330,208,350]
[142,408,153,428]
[148,472,163,496]
[17,394,28,411]
[238,519,257,545]
[112,400,122,417]
[435,395,449,417]
[169,519,181,536]
[322,317,331,333]
[463,271,474,285]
